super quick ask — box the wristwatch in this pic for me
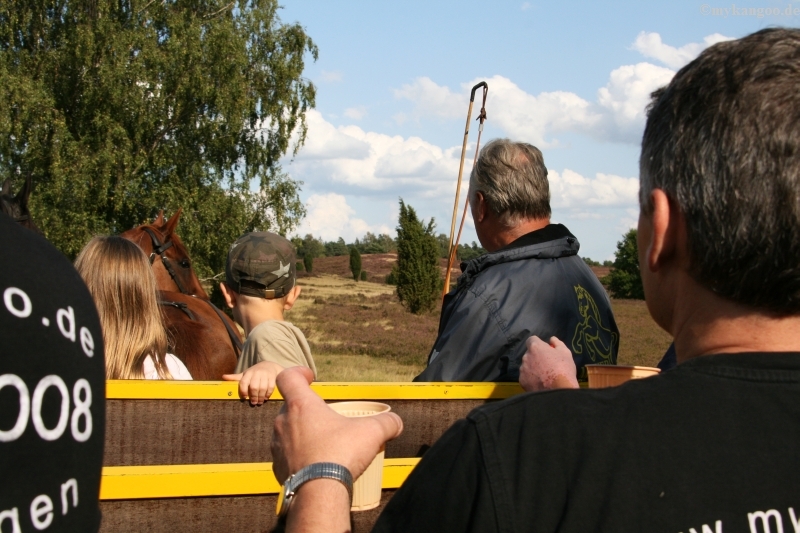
[276,462,354,517]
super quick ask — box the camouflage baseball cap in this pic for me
[225,232,297,299]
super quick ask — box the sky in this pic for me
[277,0,799,261]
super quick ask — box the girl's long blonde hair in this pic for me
[75,236,172,379]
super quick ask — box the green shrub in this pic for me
[605,229,645,299]
[303,254,313,273]
[296,260,304,272]
[349,246,362,281]
[360,270,368,281]
[386,265,398,285]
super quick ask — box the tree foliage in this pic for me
[349,246,361,281]
[396,199,440,314]
[293,233,325,259]
[606,229,645,299]
[352,232,396,254]
[324,237,349,257]
[303,254,313,274]
[0,0,316,278]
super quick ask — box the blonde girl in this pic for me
[74,236,192,380]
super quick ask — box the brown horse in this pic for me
[120,210,242,380]
[1,176,41,234]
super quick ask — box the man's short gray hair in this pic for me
[469,139,551,226]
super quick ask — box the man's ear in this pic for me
[644,189,679,272]
[472,191,488,224]
[219,282,237,309]
[283,285,302,311]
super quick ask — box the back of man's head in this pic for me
[469,138,551,226]
[640,28,800,314]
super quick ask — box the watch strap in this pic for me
[277,462,353,517]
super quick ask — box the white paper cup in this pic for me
[327,401,391,511]
[586,364,661,388]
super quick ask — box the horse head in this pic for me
[120,208,209,298]
[1,176,42,234]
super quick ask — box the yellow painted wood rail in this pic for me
[100,458,420,500]
[106,380,525,401]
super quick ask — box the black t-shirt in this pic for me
[375,353,800,532]
[1,214,105,532]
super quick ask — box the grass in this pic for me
[287,271,672,382]
[613,299,673,367]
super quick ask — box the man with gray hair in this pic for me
[415,138,619,382]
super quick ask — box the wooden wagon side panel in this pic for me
[105,398,490,465]
[100,381,524,533]
[100,492,395,533]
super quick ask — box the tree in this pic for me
[0,0,316,279]
[295,234,325,260]
[606,229,645,299]
[303,254,313,274]
[396,199,440,314]
[324,237,349,256]
[349,246,361,281]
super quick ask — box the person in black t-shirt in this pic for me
[269,28,800,533]
[1,214,105,533]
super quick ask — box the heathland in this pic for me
[286,254,672,381]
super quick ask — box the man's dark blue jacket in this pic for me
[415,224,619,382]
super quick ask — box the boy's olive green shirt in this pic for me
[235,320,317,378]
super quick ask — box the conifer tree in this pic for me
[349,246,362,281]
[396,199,440,313]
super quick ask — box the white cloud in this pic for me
[294,193,391,242]
[595,62,675,141]
[549,169,639,209]
[291,110,465,194]
[393,32,729,146]
[344,106,367,120]
[393,77,464,121]
[295,110,371,160]
[631,31,733,69]
[320,70,343,83]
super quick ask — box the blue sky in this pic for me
[278,0,798,261]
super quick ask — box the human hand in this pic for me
[222,361,284,406]
[519,336,579,392]
[271,367,404,484]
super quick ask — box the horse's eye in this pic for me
[180,259,190,268]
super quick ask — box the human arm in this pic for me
[271,367,404,533]
[519,336,579,392]
[223,360,284,405]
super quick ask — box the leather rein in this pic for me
[143,226,243,358]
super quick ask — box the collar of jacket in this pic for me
[457,224,580,289]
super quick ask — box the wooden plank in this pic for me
[100,459,420,500]
[99,491,396,533]
[106,380,524,400]
[104,398,489,466]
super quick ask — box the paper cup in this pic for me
[586,364,661,389]
[327,401,391,511]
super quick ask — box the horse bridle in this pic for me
[142,226,191,295]
[142,226,243,357]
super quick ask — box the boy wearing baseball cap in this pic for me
[220,232,317,405]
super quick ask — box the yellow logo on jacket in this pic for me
[571,285,618,366]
